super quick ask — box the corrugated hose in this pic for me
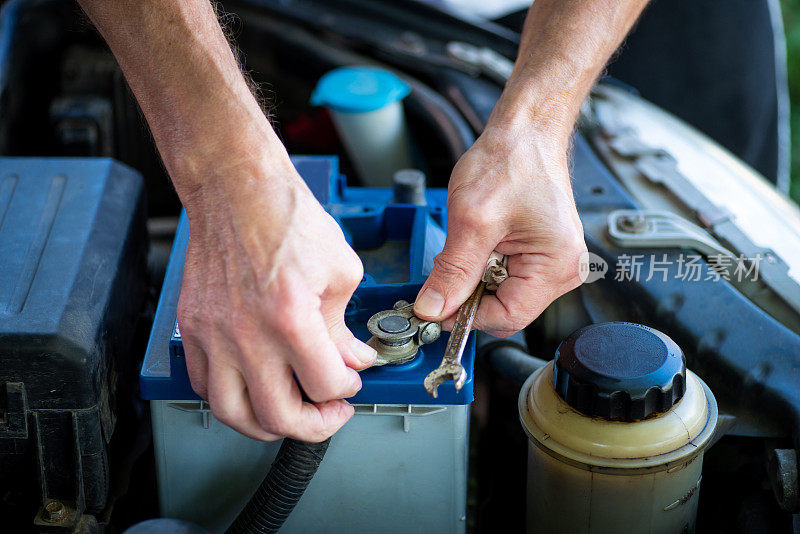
[226,437,331,534]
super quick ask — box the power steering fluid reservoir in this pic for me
[519,322,718,534]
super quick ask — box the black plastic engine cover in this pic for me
[0,158,147,523]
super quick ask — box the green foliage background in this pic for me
[782,0,800,202]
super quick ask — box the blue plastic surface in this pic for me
[141,156,475,405]
[310,67,410,113]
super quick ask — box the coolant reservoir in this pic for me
[311,67,413,187]
[519,322,718,534]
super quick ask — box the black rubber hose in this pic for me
[486,345,548,387]
[476,332,548,387]
[401,78,476,163]
[226,437,331,534]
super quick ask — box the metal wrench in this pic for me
[423,254,507,398]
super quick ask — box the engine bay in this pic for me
[2,1,800,532]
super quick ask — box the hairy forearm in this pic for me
[490,0,649,143]
[76,0,287,203]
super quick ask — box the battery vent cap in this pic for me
[552,322,686,421]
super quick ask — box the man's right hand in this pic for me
[176,153,376,443]
[75,0,379,442]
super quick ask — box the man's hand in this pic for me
[414,0,648,335]
[414,127,586,336]
[177,155,376,442]
[76,0,380,442]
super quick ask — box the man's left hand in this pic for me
[413,125,587,337]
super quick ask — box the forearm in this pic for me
[76,0,288,204]
[490,0,649,144]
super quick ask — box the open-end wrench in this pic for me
[423,282,484,398]
[424,254,508,398]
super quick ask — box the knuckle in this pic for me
[305,378,344,403]
[261,280,295,312]
[210,401,236,428]
[453,208,489,235]
[489,298,537,334]
[559,256,581,285]
[274,312,307,342]
[557,235,588,286]
[189,380,208,400]
[206,378,240,426]
[340,250,365,289]
[489,329,516,339]
[433,253,475,283]
[176,303,199,336]
[449,186,503,226]
[350,254,365,282]
[307,428,333,443]
[568,236,589,260]
[504,311,532,334]
[259,411,291,437]
[511,318,532,333]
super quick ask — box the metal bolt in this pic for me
[378,315,411,334]
[43,500,66,522]
[418,322,442,345]
[392,169,427,205]
[618,214,648,234]
[396,32,426,56]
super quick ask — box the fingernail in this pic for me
[351,339,377,365]
[415,287,445,317]
[340,399,355,418]
[349,372,363,394]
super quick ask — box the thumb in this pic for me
[414,229,495,322]
[328,317,377,370]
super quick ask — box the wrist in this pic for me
[473,117,572,192]
[175,140,304,223]
[170,128,295,204]
[479,116,570,168]
[486,79,579,146]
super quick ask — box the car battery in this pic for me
[141,156,474,534]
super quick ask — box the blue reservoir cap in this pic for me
[311,67,410,113]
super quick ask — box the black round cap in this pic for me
[552,322,686,421]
